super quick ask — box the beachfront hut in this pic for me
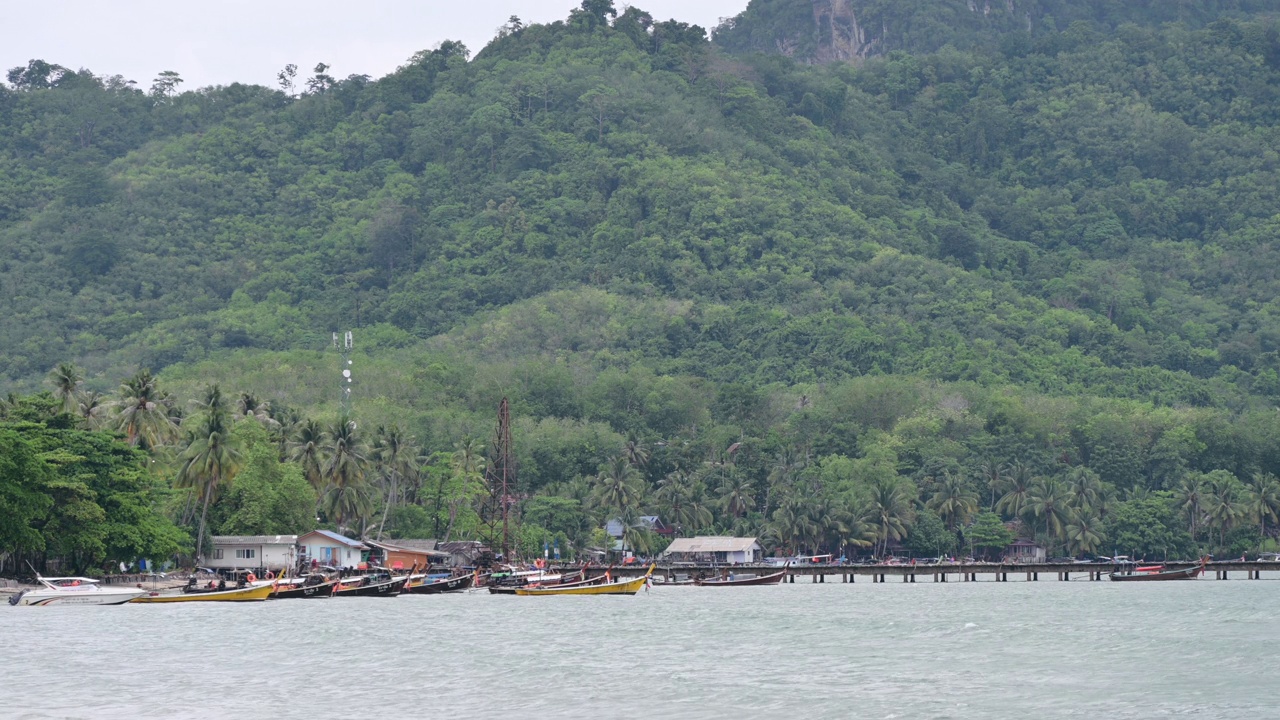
[1008,539,1046,562]
[662,536,763,564]
[207,535,298,572]
[298,530,368,569]
[364,539,451,570]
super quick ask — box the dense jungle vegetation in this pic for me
[6,0,1280,573]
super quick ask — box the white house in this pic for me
[662,536,763,564]
[298,530,368,569]
[207,535,298,572]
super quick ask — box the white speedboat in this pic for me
[8,576,148,606]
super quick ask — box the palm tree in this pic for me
[1065,510,1104,556]
[370,425,420,539]
[324,415,367,492]
[112,369,179,449]
[1245,472,1280,542]
[591,455,642,516]
[444,438,485,541]
[928,470,978,530]
[322,481,374,534]
[1026,476,1071,550]
[235,392,278,429]
[997,461,1034,519]
[869,478,912,557]
[1065,466,1104,514]
[176,385,242,561]
[76,390,107,429]
[718,474,754,518]
[1205,473,1244,548]
[622,433,650,469]
[287,419,326,490]
[47,362,83,415]
[1172,471,1203,538]
[979,459,1009,508]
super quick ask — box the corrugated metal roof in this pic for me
[365,539,449,557]
[384,539,439,551]
[299,529,367,548]
[663,536,761,554]
[211,535,298,545]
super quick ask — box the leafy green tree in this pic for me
[964,511,1014,560]
[213,422,316,536]
[0,429,55,557]
[905,509,955,557]
[112,370,178,450]
[1104,495,1195,560]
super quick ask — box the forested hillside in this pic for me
[6,1,1280,571]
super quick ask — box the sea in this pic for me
[1,578,1275,719]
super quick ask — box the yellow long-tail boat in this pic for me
[512,565,654,596]
[131,581,275,603]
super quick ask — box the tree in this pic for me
[150,70,183,101]
[370,425,420,539]
[46,362,83,416]
[997,462,1033,519]
[905,509,955,557]
[176,384,242,560]
[1104,495,1194,560]
[287,419,326,490]
[591,455,642,516]
[1203,470,1245,549]
[1244,473,1280,543]
[306,63,335,94]
[0,429,55,558]
[6,59,64,89]
[277,63,298,96]
[964,511,1014,560]
[1026,476,1071,548]
[213,422,316,536]
[112,370,178,450]
[444,438,486,541]
[928,470,977,530]
[869,477,913,557]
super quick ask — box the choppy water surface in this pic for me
[2,579,1276,719]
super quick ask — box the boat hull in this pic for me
[271,580,338,599]
[333,576,408,597]
[131,582,275,603]
[1109,565,1204,581]
[407,574,474,594]
[694,569,787,587]
[12,588,147,606]
[513,568,653,596]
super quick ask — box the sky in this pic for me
[6,1,751,91]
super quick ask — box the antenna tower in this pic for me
[333,331,353,416]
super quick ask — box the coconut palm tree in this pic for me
[869,478,913,557]
[1065,510,1104,556]
[1245,472,1280,542]
[444,438,485,541]
[590,455,642,516]
[370,425,420,539]
[47,362,83,415]
[928,470,978,530]
[997,462,1034,519]
[176,385,242,561]
[718,474,754,518]
[287,419,326,490]
[979,458,1009,508]
[1065,466,1104,514]
[112,369,179,449]
[322,481,374,534]
[622,433,650,469]
[324,414,367,492]
[235,392,278,429]
[76,390,107,429]
[1026,476,1071,549]
[1205,473,1245,549]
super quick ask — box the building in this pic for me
[207,535,298,572]
[662,536,763,564]
[1008,539,1046,562]
[364,539,451,570]
[298,530,368,569]
[605,516,676,539]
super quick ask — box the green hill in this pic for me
[5,1,1280,565]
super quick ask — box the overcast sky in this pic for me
[7,1,751,91]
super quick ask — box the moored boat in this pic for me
[9,576,148,606]
[512,565,653,596]
[271,573,339,599]
[1109,558,1206,582]
[131,581,275,603]
[694,567,787,587]
[407,573,476,594]
[332,569,408,597]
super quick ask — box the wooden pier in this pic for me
[586,561,1279,583]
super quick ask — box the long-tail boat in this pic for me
[132,581,275,603]
[1109,558,1206,581]
[333,569,408,597]
[694,566,788,587]
[407,572,476,594]
[271,573,339,599]
[512,565,654,596]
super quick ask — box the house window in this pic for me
[235,548,256,559]
[212,549,224,560]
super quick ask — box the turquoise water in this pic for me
[2,579,1276,719]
